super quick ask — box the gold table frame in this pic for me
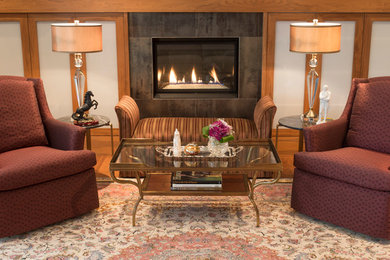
[110,138,283,226]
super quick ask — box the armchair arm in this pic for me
[115,95,140,139]
[253,96,277,139]
[44,118,86,150]
[304,117,348,152]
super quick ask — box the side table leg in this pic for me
[298,130,303,152]
[86,129,92,150]
[110,122,114,155]
[275,123,280,149]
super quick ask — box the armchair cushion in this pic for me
[132,117,259,142]
[346,81,390,154]
[0,79,48,153]
[0,146,96,191]
[294,147,390,192]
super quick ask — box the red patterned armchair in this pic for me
[291,77,390,239]
[0,76,99,238]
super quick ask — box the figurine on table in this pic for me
[317,84,331,125]
[72,91,99,126]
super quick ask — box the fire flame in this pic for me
[191,67,197,83]
[157,69,162,82]
[209,66,220,83]
[165,66,221,85]
[169,67,177,83]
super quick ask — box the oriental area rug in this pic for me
[1,183,389,259]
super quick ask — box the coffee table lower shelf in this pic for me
[128,172,257,226]
[143,173,249,196]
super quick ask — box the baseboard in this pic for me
[90,128,119,136]
[272,128,300,138]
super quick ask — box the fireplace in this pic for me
[153,38,239,98]
[129,12,262,118]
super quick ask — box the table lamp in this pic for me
[51,20,102,113]
[290,19,341,120]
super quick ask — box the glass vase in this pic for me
[208,136,229,157]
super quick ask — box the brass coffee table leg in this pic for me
[253,170,282,188]
[132,172,145,226]
[248,172,260,227]
[109,169,145,226]
[249,193,260,227]
[132,196,143,226]
[250,170,282,226]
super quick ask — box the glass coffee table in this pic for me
[110,138,283,226]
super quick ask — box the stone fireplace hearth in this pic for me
[129,13,262,119]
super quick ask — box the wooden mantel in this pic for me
[0,0,390,13]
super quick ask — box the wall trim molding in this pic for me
[1,0,390,13]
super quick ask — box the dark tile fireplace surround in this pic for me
[129,13,262,119]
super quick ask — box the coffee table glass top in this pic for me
[110,138,282,172]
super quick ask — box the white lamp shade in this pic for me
[51,22,102,53]
[290,21,341,53]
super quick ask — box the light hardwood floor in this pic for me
[92,130,299,181]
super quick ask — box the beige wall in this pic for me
[0,22,24,76]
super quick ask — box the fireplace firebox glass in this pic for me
[153,38,239,98]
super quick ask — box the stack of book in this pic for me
[171,171,222,190]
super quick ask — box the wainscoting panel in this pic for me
[273,20,306,127]
[321,21,356,119]
[0,22,24,76]
[37,21,73,119]
[368,21,390,78]
[86,20,119,128]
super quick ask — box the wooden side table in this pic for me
[57,114,114,154]
[275,115,318,152]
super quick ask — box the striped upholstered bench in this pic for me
[115,95,276,177]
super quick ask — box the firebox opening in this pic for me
[153,38,239,99]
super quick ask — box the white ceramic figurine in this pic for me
[317,84,331,124]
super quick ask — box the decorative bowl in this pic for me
[184,143,200,155]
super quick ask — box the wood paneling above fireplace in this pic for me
[129,13,262,119]
[0,0,389,13]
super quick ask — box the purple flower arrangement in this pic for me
[202,119,234,143]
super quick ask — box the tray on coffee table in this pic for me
[155,145,243,159]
